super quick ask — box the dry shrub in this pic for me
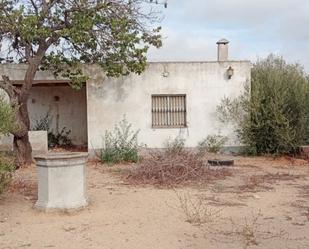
[175,191,221,226]
[125,149,232,187]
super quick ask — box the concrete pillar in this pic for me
[35,152,88,211]
[217,38,229,61]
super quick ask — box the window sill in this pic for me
[152,125,188,129]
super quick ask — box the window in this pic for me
[151,94,187,128]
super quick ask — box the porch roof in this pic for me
[12,80,72,87]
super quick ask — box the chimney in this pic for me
[216,38,229,61]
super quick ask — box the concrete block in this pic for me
[34,152,88,211]
[0,131,48,154]
[29,131,48,155]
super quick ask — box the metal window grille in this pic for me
[151,94,187,128]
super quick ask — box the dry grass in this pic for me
[226,212,287,249]
[8,177,37,199]
[238,173,304,193]
[204,211,287,249]
[124,150,232,187]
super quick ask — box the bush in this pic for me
[0,94,15,135]
[0,155,15,195]
[198,135,227,155]
[217,55,309,155]
[32,112,52,131]
[48,127,73,148]
[164,136,185,154]
[100,117,139,164]
[0,95,15,195]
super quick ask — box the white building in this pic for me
[0,39,251,156]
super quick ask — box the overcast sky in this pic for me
[147,0,309,71]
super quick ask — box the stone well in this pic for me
[34,152,88,211]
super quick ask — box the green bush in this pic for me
[198,135,227,155]
[164,136,186,154]
[0,95,16,195]
[217,55,309,155]
[0,155,15,195]
[32,112,52,131]
[100,117,139,164]
[48,127,73,148]
[0,94,15,135]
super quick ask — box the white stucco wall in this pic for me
[0,61,251,153]
[85,61,251,153]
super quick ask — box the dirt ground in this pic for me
[0,155,309,249]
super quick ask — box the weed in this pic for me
[48,127,73,148]
[198,135,227,155]
[164,136,185,154]
[226,212,286,249]
[175,191,221,226]
[99,117,139,164]
[31,112,52,131]
[204,211,287,249]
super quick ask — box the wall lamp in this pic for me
[227,66,234,79]
[162,64,169,77]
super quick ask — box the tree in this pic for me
[0,0,163,166]
[217,55,309,155]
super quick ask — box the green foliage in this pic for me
[31,113,72,148]
[31,112,52,131]
[198,135,228,155]
[48,127,73,148]
[217,55,309,155]
[0,94,15,135]
[100,117,139,164]
[0,154,15,195]
[0,0,163,89]
[164,136,186,154]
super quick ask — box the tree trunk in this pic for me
[13,133,32,167]
[0,42,50,167]
[12,96,33,168]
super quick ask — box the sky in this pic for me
[147,0,309,71]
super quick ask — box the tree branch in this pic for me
[0,75,20,99]
[30,0,39,16]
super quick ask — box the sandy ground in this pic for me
[0,156,309,249]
